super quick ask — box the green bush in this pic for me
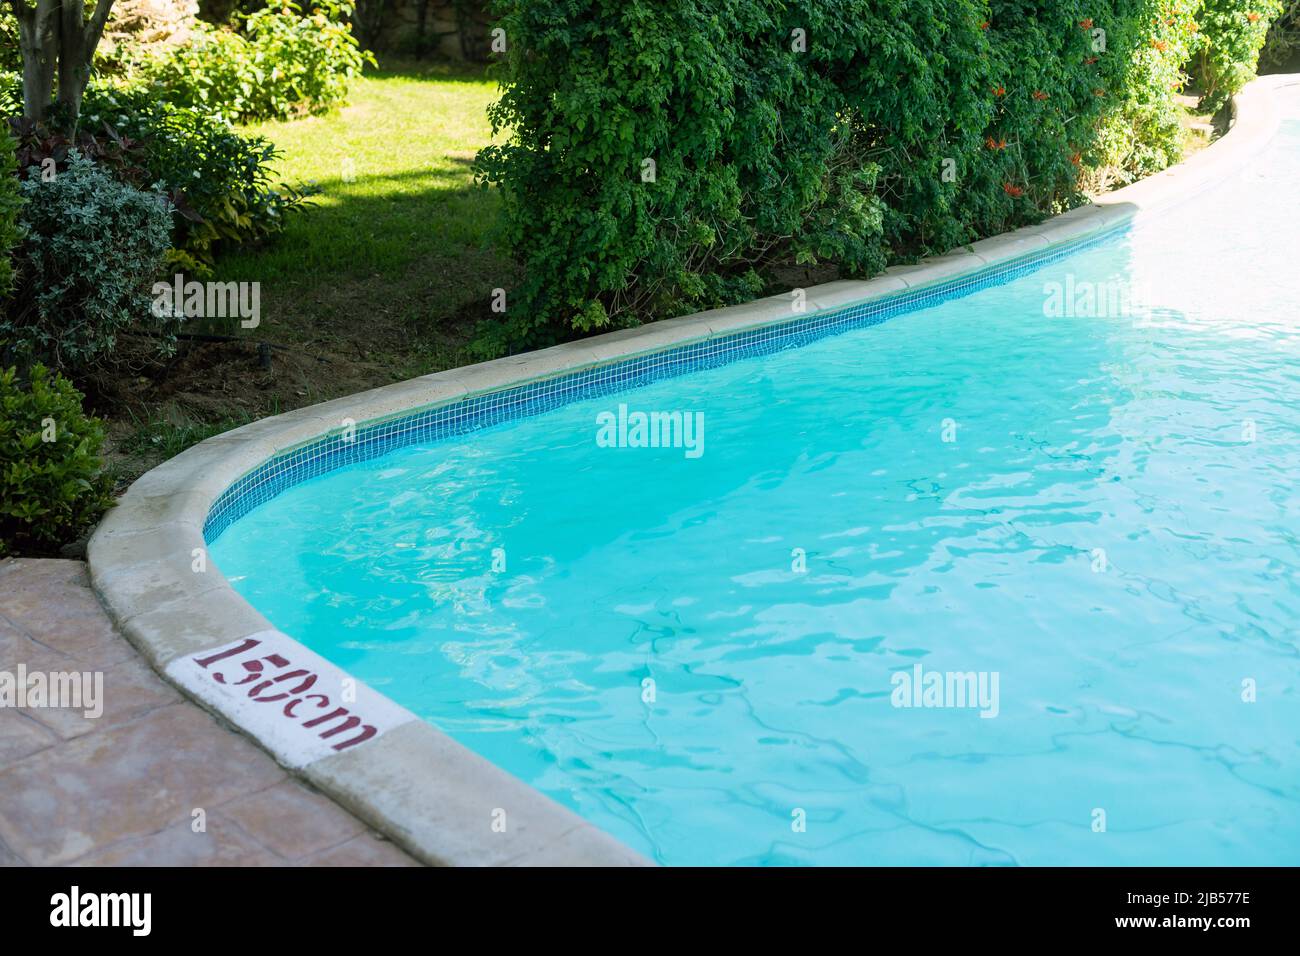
[3,152,172,370]
[0,364,114,557]
[133,2,376,123]
[1097,1,1203,184]
[79,87,315,274]
[0,71,21,118]
[1,5,19,116]
[1193,0,1283,110]
[0,131,20,299]
[0,9,17,74]
[475,0,1177,353]
[1261,1,1300,66]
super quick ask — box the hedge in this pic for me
[5,153,173,371]
[0,131,18,300]
[0,364,114,557]
[475,0,1278,353]
[1192,1,1283,111]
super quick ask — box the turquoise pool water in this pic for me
[212,95,1300,866]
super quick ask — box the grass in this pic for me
[106,59,512,482]
[215,58,514,367]
[117,412,261,459]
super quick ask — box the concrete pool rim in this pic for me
[87,74,1297,867]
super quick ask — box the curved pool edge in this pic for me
[87,73,1296,868]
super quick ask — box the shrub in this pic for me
[0,131,20,300]
[80,87,315,273]
[6,90,313,275]
[6,114,155,190]
[1097,0,1203,185]
[133,2,376,123]
[0,364,115,557]
[475,0,1173,353]
[0,72,20,118]
[0,9,17,74]
[1192,0,1283,111]
[1260,0,1300,66]
[3,153,172,370]
[0,9,18,115]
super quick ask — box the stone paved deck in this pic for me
[0,558,419,866]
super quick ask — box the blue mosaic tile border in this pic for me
[203,218,1130,544]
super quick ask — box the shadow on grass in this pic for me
[207,175,515,357]
[368,56,502,85]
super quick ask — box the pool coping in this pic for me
[87,73,1296,867]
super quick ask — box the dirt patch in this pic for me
[90,259,516,489]
[91,335,411,488]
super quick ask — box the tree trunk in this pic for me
[415,0,429,60]
[11,0,117,125]
[56,0,88,119]
[13,0,59,122]
[64,0,116,123]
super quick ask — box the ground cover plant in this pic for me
[128,1,377,122]
[0,364,115,556]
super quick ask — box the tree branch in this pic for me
[9,0,55,32]
[84,0,117,52]
[13,0,60,120]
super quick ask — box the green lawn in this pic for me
[214,59,513,371]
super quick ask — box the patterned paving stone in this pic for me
[0,703,284,865]
[0,709,56,766]
[0,560,136,668]
[72,814,284,867]
[222,781,367,861]
[19,653,180,741]
[0,618,51,673]
[0,833,25,866]
[0,558,421,867]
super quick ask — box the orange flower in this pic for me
[993,85,1006,96]
[1080,18,1094,29]
[979,20,990,30]
[1152,39,1168,51]
[1032,90,1049,101]
[1247,12,1261,23]
[1003,182,1023,198]
[985,136,1007,150]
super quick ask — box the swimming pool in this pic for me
[209,91,1300,866]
